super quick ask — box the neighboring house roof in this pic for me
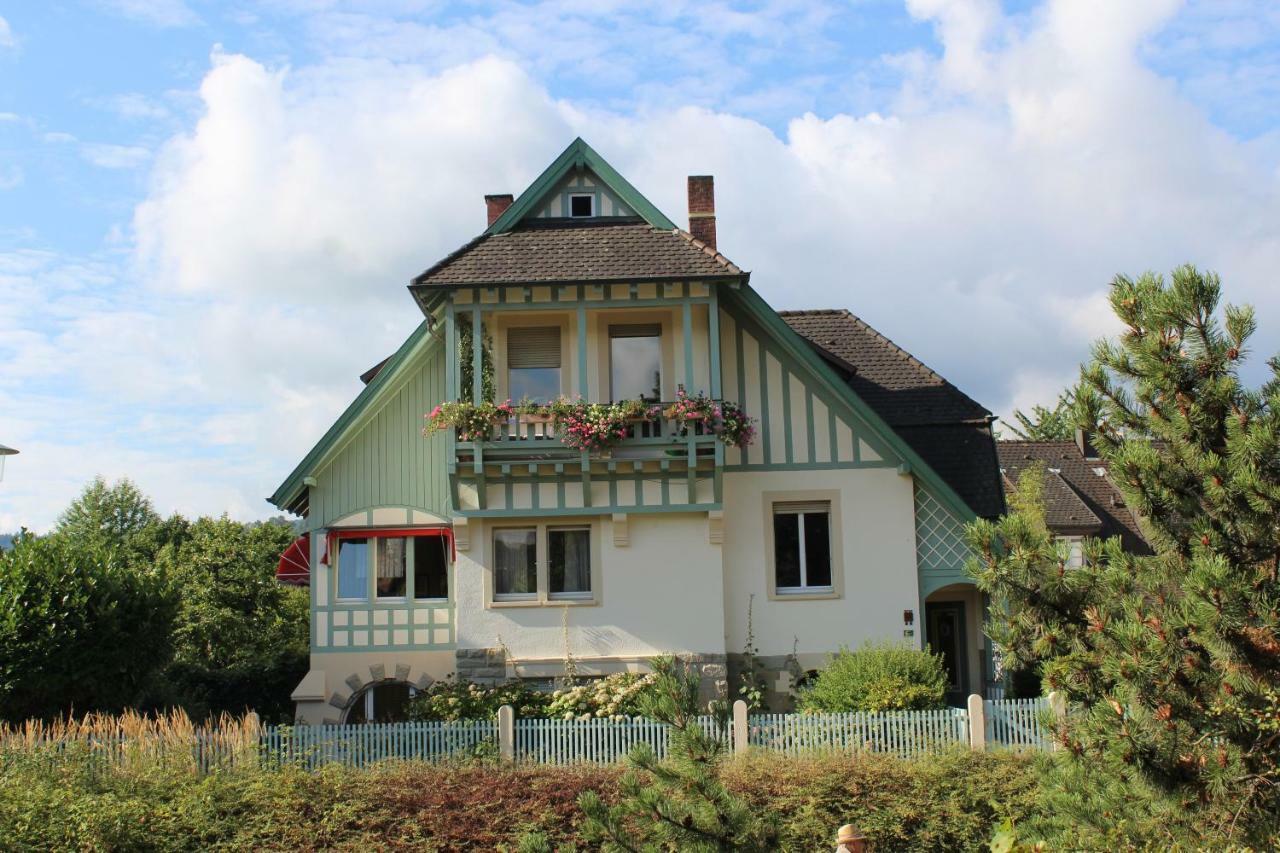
[411,222,741,287]
[997,440,1150,553]
[782,309,1005,519]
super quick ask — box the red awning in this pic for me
[276,534,311,586]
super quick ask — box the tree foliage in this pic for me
[1002,391,1075,441]
[968,266,1280,846]
[0,533,176,721]
[155,518,309,721]
[578,656,780,852]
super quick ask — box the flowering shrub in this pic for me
[424,395,755,452]
[406,678,551,721]
[424,401,514,442]
[545,672,657,721]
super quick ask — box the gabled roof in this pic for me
[412,222,741,288]
[782,309,1004,518]
[998,440,1150,553]
[486,137,676,235]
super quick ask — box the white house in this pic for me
[269,139,1006,724]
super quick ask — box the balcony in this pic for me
[436,396,752,516]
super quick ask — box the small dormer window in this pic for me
[569,193,594,218]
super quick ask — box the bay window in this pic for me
[334,529,451,602]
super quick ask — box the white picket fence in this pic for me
[5,697,1060,773]
[747,708,970,759]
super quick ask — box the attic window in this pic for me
[569,193,594,218]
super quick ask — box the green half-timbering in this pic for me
[529,169,637,219]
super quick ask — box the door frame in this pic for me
[925,601,969,706]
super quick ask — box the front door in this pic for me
[926,602,968,706]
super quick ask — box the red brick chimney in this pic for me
[485,194,514,227]
[687,176,716,249]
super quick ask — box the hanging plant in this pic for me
[424,400,514,442]
[663,389,757,449]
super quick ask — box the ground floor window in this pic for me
[772,501,833,594]
[491,522,597,605]
[333,528,451,602]
[346,681,417,724]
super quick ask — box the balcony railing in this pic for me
[453,401,722,462]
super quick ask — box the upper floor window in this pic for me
[507,326,561,403]
[569,193,594,218]
[772,501,832,594]
[337,538,369,600]
[610,324,662,402]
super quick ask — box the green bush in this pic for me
[797,642,947,713]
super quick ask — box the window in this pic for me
[1059,536,1085,569]
[334,530,451,601]
[414,535,450,599]
[346,682,416,724]
[772,502,832,594]
[610,324,662,401]
[337,538,369,600]
[490,523,597,605]
[549,527,592,599]
[507,326,561,402]
[494,527,538,600]
[569,193,594,217]
[376,537,407,598]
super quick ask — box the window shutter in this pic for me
[773,500,830,515]
[609,324,662,339]
[508,327,561,369]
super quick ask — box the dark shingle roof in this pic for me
[413,222,742,286]
[780,309,991,426]
[998,441,1150,553]
[781,309,1004,519]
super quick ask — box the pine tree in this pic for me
[968,266,1280,846]
[577,656,779,852]
[1002,390,1076,441]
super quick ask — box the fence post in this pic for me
[732,699,748,757]
[1047,691,1066,751]
[498,705,514,763]
[966,694,985,751]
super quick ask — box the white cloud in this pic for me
[5,0,1280,530]
[92,93,171,121]
[94,0,200,28]
[0,15,17,50]
[0,165,21,189]
[80,143,151,169]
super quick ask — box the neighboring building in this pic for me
[997,432,1151,564]
[269,139,1005,723]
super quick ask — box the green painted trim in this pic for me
[757,336,771,463]
[724,460,896,472]
[804,389,816,464]
[312,644,455,654]
[725,284,981,524]
[270,319,439,510]
[486,138,677,235]
[458,502,722,519]
[781,368,793,463]
[577,299,588,397]
[708,292,722,399]
[470,307,482,403]
[682,299,694,390]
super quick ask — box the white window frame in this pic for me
[568,192,595,218]
[772,503,834,595]
[762,490,844,601]
[488,521,601,607]
[335,536,372,603]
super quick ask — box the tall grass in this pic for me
[0,709,261,775]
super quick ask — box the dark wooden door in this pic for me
[926,602,969,706]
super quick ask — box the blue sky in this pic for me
[2,0,1280,530]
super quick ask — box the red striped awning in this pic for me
[276,534,311,586]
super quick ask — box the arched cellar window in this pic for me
[345,681,417,724]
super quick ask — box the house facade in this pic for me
[270,139,1005,724]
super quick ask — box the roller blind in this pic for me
[609,323,661,339]
[773,501,830,515]
[508,327,561,369]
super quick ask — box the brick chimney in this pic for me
[485,194,514,227]
[687,175,716,249]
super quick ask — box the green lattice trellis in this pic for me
[914,485,972,591]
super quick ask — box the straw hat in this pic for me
[837,824,866,845]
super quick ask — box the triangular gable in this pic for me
[723,284,983,525]
[486,138,677,234]
[269,318,440,513]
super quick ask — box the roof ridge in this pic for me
[671,227,744,275]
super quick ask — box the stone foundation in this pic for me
[455,647,509,684]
